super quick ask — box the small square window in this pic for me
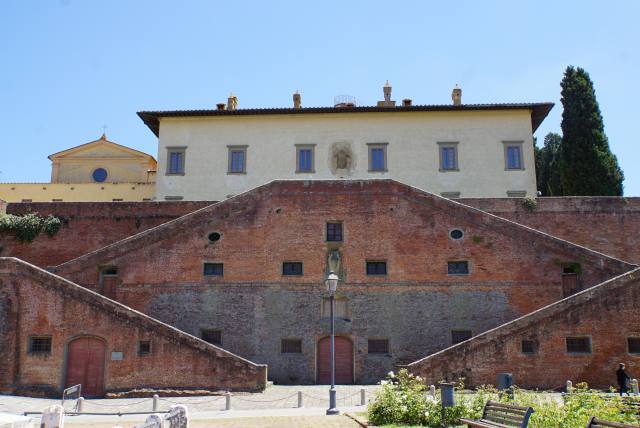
[368,339,389,354]
[228,146,247,174]
[28,336,52,354]
[368,144,388,172]
[283,262,303,276]
[451,330,472,344]
[203,263,224,276]
[281,339,302,353]
[166,147,186,175]
[296,145,315,173]
[566,337,591,354]
[102,266,118,276]
[138,340,151,356]
[447,261,469,275]
[628,337,640,354]
[439,143,459,171]
[201,329,222,345]
[521,339,536,354]
[326,222,343,242]
[366,261,387,276]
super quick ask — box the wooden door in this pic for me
[65,337,105,397]
[317,336,353,384]
[562,273,579,297]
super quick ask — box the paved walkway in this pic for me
[0,385,378,426]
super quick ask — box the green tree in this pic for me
[535,132,563,196]
[558,66,624,195]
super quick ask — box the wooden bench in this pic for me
[586,417,639,428]
[459,400,534,427]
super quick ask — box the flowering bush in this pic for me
[0,213,61,242]
[367,369,466,426]
[368,375,640,427]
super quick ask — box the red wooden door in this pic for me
[317,336,353,384]
[65,337,105,397]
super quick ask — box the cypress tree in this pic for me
[558,66,624,195]
[536,132,563,196]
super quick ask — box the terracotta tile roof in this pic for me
[137,103,554,137]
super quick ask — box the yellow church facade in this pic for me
[0,135,157,202]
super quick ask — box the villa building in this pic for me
[138,84,553,201]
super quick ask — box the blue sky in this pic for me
[1,1,638,194]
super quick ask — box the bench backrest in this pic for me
[586,417,639,428]
[482,400,534,427]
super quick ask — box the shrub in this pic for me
[367,369,466,427]
[0,213,62,242]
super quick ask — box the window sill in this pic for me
[366,274,388,277]
[295,170,316,174]
[504,168,525,171]
[439,168,460,172]
[165,173,185,176]
[368,169,388,173]
[227,172,247,175]
[447,273,470,276]
[368,353,392,357]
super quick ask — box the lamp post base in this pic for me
[326,387,340,415]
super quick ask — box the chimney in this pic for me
[377,80,396,107]
[402,98,412,107]
[216,103,226,110]
[293,91,302,109]
[227,93,238,111]
[452,84,462,106]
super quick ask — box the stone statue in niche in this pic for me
[328,249,341,273]
[336,150,350,170]
[330,142,355,176]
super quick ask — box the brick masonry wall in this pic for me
[0,257,266,397]
[52,180,635,384]
[461,197,640,264]
[0,201,211,267]
[407,269,640,389]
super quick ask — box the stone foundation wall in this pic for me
[0,201,211,267]
[407,269,640,389]
[461,197,640,264]
[0,257,266,397]
[52,181,635,384]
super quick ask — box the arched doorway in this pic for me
[65,337,106,397]
[317,336,353,384]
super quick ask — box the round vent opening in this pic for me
[449,229,464,240]
[208,232,222,243]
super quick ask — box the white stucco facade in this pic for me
[153,109,540,201]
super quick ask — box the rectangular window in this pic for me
[326,222,343,242]
[296,145,315,173]
[368,143,388,172]
[282,262,303,276]
[438,143,459,171]
[503,142,524,170]
[28,336,52,354]
[281,339,302,353]
[440,192,461,199]
[166,147,186,175]
[628,337,640,354]
[451,330,472,344]
[228,146,247,174]
[368,339,389,354]
[521,340,536,354]
[447,261,469,275]
[366,261,387,275]
[322,298,349,319]
[566,336,591,354]
[138,340,151,356]
[203,263,224,276]
[201,329,222,345]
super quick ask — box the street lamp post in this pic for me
[325,271,340,415]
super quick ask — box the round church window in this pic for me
[92,168,108,183]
